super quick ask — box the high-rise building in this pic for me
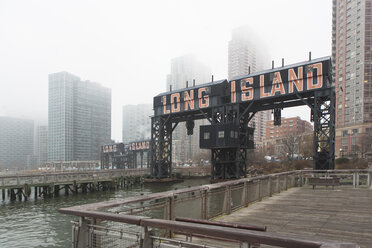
[332,0,372,157]
[122,104,152,143]
[228,26,271,145]
[0,117,34,168]
[36,125,48,166]
[166,54,212,163]
[48,72,111,162]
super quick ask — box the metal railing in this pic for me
[60,169,371,248]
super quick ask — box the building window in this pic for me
[218,131,224,138]
[343,130,348,136]
[204,132,210,140]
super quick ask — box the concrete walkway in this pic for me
[217,186,372,247]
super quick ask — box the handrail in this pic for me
[175,217,267,232]
[63,170,300,211]
[60,208,358,248]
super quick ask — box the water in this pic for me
[0,178,210,248]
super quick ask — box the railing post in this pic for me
[140,226,153,248]
[356,172,359,188]
[353,172,357,188]
[368,171,372,188]
[243,182,249,207]
[75,217,89,248]
[222,186,231,214]
[276,176,280,193]
[166,196,175,237]
[284,174,288,190]
[257,180,261,201]
[201,189,208,219]
[268,177,272,197]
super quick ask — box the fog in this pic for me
[0,0,332,141]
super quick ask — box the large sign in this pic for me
[154,57,331,116]
[102,143,124,153]
[129,140,150,151]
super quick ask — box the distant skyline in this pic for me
[0,0,332,141]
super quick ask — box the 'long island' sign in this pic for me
[154,57,331,116]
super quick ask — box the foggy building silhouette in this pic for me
[36,125,48,166]
[166,55,212,164]
[48,72,111,162]
[0,116,34,168]
[228,26,271,145]
[122,104,152,143]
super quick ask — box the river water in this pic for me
[0,177,210,248]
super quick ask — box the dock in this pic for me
[217,186,372,248]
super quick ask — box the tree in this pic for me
[359,128,372,158]
[299,133,313,158]
[280,134,301,161]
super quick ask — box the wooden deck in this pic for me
[216,186,372,247]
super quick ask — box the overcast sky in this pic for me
[0,0,332,141]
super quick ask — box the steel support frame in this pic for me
[151,116,173,178]
[210,104,249,180]
[313,89,335,170]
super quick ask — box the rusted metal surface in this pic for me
[174,217,266,232]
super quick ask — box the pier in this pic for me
[0,166,210,201]
[59,169,371,248]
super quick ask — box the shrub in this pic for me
[335,157,349,164]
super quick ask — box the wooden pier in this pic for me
[0,166,210,201]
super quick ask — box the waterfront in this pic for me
[0,177,209,248]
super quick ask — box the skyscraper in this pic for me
[332,0,372,157]
[36,125,48,166]
[48,72,111,162]
[228,26,271,145]
[0,117,34,168]
[166,54,212,163]
[122,104,152,143]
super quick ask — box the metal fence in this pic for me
[61,169,371,248]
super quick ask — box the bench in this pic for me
[308,177,340,189]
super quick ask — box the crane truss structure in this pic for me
[151,57,335,180]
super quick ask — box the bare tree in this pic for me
[359,128,372,158]
[280,134,301,161]
[299,133,313,158]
